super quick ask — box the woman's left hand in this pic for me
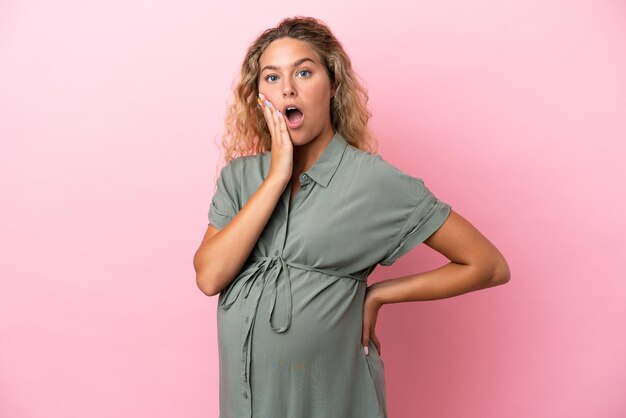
[362,284,384,356]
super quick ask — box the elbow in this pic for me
[197,277,221,297]
[471,253,510,289]
[193,248,223,296]
[489,255,511,286]
[195,268,222,297]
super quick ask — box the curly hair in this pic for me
[216,16,379,165]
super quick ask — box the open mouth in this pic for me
[284,106,304,127]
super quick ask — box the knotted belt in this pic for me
[219,254,370,385]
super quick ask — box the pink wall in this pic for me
[1,1,624,417]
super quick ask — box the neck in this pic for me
[292,124,335,174]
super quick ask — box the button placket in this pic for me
[289,174,312,213]
[235,181,295,416]
[238,280,261,418]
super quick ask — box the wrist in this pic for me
[366,282,385,309]
[266,173,290,187]
[265,173,290,190]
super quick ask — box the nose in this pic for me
[282,78,297,97]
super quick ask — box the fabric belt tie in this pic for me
[218,254,368,384]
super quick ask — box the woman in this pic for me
[193,16,510,418]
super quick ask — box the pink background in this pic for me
[1,1,625,417]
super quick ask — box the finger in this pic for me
[259,96,269,126]
[260,95,276,135]
[362,319,370,352]
[277,107,290,141]
[276,109,287,143]
[257,95,266,122]
[267,100,280,141]
[272,107,281,141]
[372,335,381,356]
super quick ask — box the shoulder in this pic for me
[219,152,268,181]
[225,152,266,170]
[342,143,381,171]
[342,144,425,188]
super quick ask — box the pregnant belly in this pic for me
[216,269,387,418]
[218,269,366,361]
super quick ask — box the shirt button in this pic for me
[301,174,308,180]
[256,281,262,287]
[243,391,248,399]
[244,316,249,323]
[273,250,279,255]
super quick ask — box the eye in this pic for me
[263,69,311,83]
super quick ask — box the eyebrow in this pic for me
[260,57,316,73]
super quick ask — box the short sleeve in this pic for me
[208,162,239,230]
[378,176,451,266]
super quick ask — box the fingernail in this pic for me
[276,109,282,116]
[363,346,369,356]
[265,100,272,108]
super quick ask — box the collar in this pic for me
[301,131,348,188]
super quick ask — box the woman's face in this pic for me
[258,37,335,146]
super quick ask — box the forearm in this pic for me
[369,261,506,306]
[194,174,288,296]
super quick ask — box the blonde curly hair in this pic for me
[216,16,379,165]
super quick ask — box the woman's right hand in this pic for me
[258,93,293,185]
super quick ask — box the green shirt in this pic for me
[209,131,451,418]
